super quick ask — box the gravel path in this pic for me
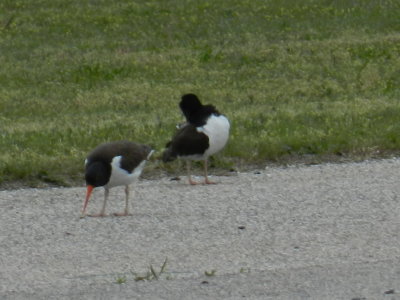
[1,159,400,299]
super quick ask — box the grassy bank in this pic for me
[1,0,400,186]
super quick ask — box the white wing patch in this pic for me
[106,156,147,188]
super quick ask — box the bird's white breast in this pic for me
[198,114,230,157]
[106,156,147,188]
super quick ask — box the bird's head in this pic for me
[179,94,202,120]
[81,161,111,217]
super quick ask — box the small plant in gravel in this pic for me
[204,269,216,277]
[133,257,168,282]
[115,276,127,284]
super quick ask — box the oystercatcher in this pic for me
[81,141,153,217]
[162,93,230,184]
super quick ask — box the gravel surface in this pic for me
[1,159,400,299]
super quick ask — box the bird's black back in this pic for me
[85,141,153,186]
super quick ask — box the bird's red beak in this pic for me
[81,185,94,217]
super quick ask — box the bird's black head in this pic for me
[179,94,202,119]
[85,161,111,187]
[179,93,220,127]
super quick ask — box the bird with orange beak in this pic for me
[81,141,153,217]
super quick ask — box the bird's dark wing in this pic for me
[163,124,209,162]
[87,141,152,173]
[119,142,152,173]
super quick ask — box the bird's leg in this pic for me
[187,160,199,185]
[124,185,130,215]
[88,188,109,217]
[114,185,132,216]
[204,158,216,184]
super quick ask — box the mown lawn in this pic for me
[1,0,400,186]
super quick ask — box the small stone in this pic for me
[384,289,395,295]
[238,226,246,230]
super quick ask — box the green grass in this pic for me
[204,269,217,277]
[115,276,127,284]
[1,0,400,186]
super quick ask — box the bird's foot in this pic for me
[113,212,132,217]
[204,179,217,185]
[188,178,200,185]
[87,212,107,217]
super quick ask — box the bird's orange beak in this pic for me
[81,185,94,217]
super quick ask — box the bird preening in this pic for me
[81,93,230,217]
[162,93,230,185]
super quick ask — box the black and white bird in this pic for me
[162,93,230,185]
[81,141,153,217]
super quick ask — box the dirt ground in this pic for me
[1,159,400,299]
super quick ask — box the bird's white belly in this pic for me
[198,114,230,157]
[106,156,147,188]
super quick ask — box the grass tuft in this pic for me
[133,258,168,282]
[115,276,127,285]
[204,269,216,277]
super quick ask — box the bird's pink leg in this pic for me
[88,188,109,217]
[204,158,216,184]
[187,160,200,185]
[113,186,132,216]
